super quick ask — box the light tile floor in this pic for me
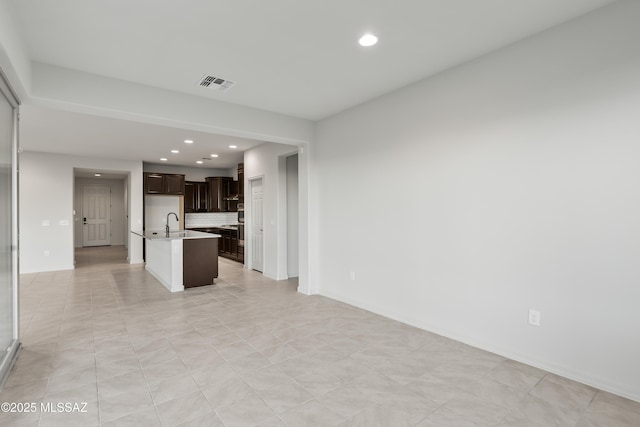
[1,246,639,426]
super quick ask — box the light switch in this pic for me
[41,220,50,227]
[59,220,69,226]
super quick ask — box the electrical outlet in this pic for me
[44,250,50,257]
[528,309,541,326]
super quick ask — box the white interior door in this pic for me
[83,185,111,247]
[251,178,264,272]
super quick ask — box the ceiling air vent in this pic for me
[197,74,236,92]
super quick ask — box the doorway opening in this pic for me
[73,170,128,267]
[249,177,264,272]
[285,153,299,279]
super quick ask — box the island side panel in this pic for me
[183,237,219,288]
[146,238,184,292]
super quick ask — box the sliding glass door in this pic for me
[0,70,19,388]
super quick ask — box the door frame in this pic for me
[0,67,21,389]
[246,175,265,273]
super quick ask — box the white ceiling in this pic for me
[5,0,616,166]
[20,104,262,168]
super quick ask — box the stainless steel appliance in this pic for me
[237,203,245,258]
[237,203,244,223]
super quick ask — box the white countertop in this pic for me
[131,230,220,240]
[186,224,240,230]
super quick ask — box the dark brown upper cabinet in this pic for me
[207,177,241,212]
[144,172,185,195]
[184,181,209,213]
[184,182,196,212]
[206,177,232,212]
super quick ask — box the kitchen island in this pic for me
[131,229,220,292]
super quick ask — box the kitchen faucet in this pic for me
[166,212,179,236]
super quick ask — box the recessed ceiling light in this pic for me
[184,139,194,144]
[210,154,219,158]
[94,173,101,177]
[171,150,179,154]
[229,145,237,149]
[196,160,203,164]
[359,33,378,47]
[160,158,168,161]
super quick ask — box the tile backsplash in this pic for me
[185,212,238,228]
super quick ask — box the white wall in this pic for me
[314,1,640,401]
[228,166,238,180]
[185,212,238,228]
[74,178,126,247]
[244,142,298,280]
[144,195,181,231]
[20,152,144,273]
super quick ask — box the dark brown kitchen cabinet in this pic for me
[220,229,232,254]
[206,177,234,212]
[227,180,239,213]
[211,227,244,263]
[145,173,164,193]
[183,238,218,288]
[206,177,226,212]
[184,181,209,213]
[184,182,195,212]
[144,172,185,195]
[165,174,184,194]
